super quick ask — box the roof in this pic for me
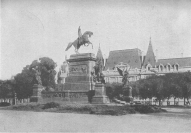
[156,57,191,67]
[143,38,156,67]
[96,45,104,62]
[105,48,142,70]
[96,45,104,70]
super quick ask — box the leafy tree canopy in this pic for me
[13,57,57,99]
[29,57,57,88]
[0,80,14,99]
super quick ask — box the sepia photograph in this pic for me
[1,0,191,132]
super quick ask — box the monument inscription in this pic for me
[69,65,87,74]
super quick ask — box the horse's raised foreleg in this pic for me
[86,41,93,49]
[73,39,80,54]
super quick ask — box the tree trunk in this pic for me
[186,98,190,105]
[184,97,186,105]
[187,97,189,102]
[167,98,170,106]
[174,97,176,105]
[159,99,161,106]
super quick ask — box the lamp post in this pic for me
[14,92,17,105]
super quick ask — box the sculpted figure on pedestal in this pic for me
[116,65,133,103]
[117,66,130,87]
[91,64,105,84]
[65,26,93,54]
[32,66,42,86]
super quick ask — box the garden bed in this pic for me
[1,102,167,116]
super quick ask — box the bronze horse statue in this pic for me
[65,27,93,54]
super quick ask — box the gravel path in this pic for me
[0,108,191,132]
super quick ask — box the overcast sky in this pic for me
[1,0,191,80]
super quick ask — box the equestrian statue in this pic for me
[65,26,93,54]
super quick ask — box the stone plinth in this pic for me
[30,84,44,102]
[41,91,89,104]
[64,53,96,91]
[92,83,110,104]
[122,86,133,103]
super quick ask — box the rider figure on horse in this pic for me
[65,26,93,54]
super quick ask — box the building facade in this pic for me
[103,38,191,83]
[58,38,191,84]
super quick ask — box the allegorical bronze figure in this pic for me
[117,66,133,103]
[117,66,130,87]
[32,66,42,85]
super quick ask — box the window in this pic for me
[168,65,171,71]
[164,66,167,71]
[166,64,171,71]
[146,64,152,71]
[175,64,178,71]
[159,65,163,72]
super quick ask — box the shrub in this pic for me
[123,96,133,102]
[135,105,155,113]
[0,102,11,107]
[102,110,119,115]
[90,105,136,115]
[105,82,123,100]
[132,105,166,113]
[12,103,43,111]
[42,102,60,109]
[62,105,92,112]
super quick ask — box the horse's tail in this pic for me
[65,42,73,51]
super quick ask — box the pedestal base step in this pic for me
[92,96,110,104]
[30,96,43,103]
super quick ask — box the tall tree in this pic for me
[180,72,191,105]
[14,65,34,99]
[166,73,182,105]
[14,57,57,98]
[0,80,14,100]
[137,79,152,99]
[130,81,139,98]
[151,77,165,105]
[30,57,57,89]
[137,75,165,105]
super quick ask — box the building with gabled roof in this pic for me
[157,57,191,68]
[103,38,191,83]
[96,44,104,61]
[105,48,142,70]
[155,57,191,73]
[142,37,156,68]
[96,44,104,70]
[57,38,191,84]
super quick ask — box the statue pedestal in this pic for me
[64,53,96,91]
[30,84,44,102]
[92,83,110,104]
[63,53,96,103]
[122,86,133,103]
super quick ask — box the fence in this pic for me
[134,98,191,106]
[0,98,30,105]
[1,91,89,105]
[1,96,190,106]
